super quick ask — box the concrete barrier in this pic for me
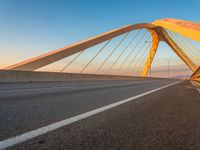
[0,70,163,83]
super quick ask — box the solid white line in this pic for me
[0,81,182,150]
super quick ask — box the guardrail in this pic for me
[191,66,200,83]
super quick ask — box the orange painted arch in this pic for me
[3,18,200,76]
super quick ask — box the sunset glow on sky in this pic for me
[0,0,199,77]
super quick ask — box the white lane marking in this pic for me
[0,81,182,150]
[0,80,160,93]
[0,86,73,93]
[190,81,200,94]
[81,80,159,89]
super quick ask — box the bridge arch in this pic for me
[3,18,200,77]
[3,23,159,73]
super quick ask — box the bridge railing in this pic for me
[191,66,200,83]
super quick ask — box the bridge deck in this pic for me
[0,80,199,150]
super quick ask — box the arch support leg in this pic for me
[140,29,159,77]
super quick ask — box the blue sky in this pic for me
[0,0,199,76]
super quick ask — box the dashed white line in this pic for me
[0,86,73,93]
[0,80,157,93]
[0,81,182,150]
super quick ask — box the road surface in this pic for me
[0,79,199,150]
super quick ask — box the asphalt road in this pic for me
[0,79,199,150]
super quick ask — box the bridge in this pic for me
[0,18,200,150]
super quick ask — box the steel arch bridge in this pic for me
[3,18,200,81]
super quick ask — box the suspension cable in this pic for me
[106,30,141,74]
[168,31,200,64]
[166,30,196,61]
[96,32,129,73]
[117,30,146,71]
[171,31,199,60]
[164,29,187,59]
[182,36,200,53]
[124,35,151,73]
[164,30,184,54]
[61,51,84,72]
[80,39,112,73]
[163,29,194,69]
[129,43,150,75]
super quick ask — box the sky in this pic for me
[0,0,199,77]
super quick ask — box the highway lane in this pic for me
[0,79,176,140]
[0,79,166,97]
[2,80,199,150]
[0,79,186,149]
